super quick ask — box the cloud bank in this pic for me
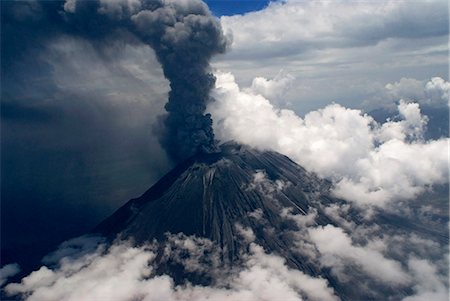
[220,0,448,59]
[366,76,450,109]
[209,72,449,208]
[4,235,338,301]
[5,192,448,301]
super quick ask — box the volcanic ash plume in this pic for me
[64,0,228,162]
[130,0,228,162]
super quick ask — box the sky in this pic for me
[1,0,449,299]
[205,0,273,16]
[212,0,448,113]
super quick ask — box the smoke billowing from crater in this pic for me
[130,0,228,161]
[65,0,228,162]
[3,0,228,162]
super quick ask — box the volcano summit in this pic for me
[96,142,336,257]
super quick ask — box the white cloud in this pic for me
[237,243,338,301]
[235,223,256,243]
[386,78,426,102]
[383,77,450,108]
[245,71,295,106]
[247,208,264,220]
[279,203,447,298]
[246,170,290,195]
[281,207,317,228]
[0,263,21,287]
[161,233,222,274]
[322,203,355,231]
[402,258,449,301]
[209,72,449,208]
[221,0,447,58]
[425,77,450,104]
[308,224,410,285]
[6,242,162,301]
[377,100,428,142]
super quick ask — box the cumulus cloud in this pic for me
[209,72,449,208]
[308,225,410,285]
[245,71,295,106]
[246,169,290,195]
[385,78,427,103]
[425,77,450,104]
[0,264,20,287]
[383,77,450,108]
[377,101,428,141]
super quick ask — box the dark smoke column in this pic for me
[131,1,228,162]
[61,0,227,162]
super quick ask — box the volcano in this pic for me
[95,142,336,252]
[94,142,348,289]
[92,142,446,301]
[5,142,447,301]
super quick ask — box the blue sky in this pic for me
[205,0,273,16]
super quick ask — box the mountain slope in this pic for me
[95,142,337,269]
